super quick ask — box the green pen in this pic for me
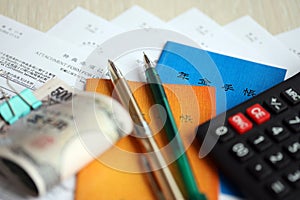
[143,53,206,200]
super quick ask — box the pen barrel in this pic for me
[145,68,185,153]
[111,78,146,135]
[138,136,184,200]
[145,68,204,199]
[109,69,184,199]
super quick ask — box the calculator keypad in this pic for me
[231,142,253,162]
[264,96,287,114]
[284,168,300,188]
[283,140,300,159]
[214,125,234,142]
[246,103,270,124]
[266,151,290,169]
[266,125,290,142]
[268,179,290,198]
[228,113,253,134]
[247,160,272,180]
[281,87,300,105]
[248,133,272,152]
[197,73,300,199]
[284,115,300,132]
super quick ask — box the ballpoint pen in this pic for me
[108,60,184,200]
[143,53,207,200]
[140,155,165,200]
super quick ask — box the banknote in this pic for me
[0,78,133,197]
[0,78,73,133]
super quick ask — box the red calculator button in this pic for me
[246,104,270,124]
[228,113,253,134]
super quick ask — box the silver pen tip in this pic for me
[108,59,117,71]
[108,59,114,66]
[108,59,123,79]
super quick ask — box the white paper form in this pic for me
[276,27,300,59]
[167,8,261,61]
[47,6,200,82]
[0,14,102,95]
[47,7,124,57]
[0,14,99,200]
[111,5,173,30]
[224,16,300,79]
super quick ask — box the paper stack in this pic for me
[0,5,300,200]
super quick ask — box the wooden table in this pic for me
[0,0,299,34]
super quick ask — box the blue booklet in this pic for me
[157,41,286,114]
[156,41,286,197]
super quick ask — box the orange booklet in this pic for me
[76,79,218,200]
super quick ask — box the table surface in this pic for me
[0,0,299,35]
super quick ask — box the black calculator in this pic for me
[197,72,300,200]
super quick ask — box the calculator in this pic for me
[197,72,300,200]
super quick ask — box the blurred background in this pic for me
[1,0,300,34]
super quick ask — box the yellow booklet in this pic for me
[76,79,218,200]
